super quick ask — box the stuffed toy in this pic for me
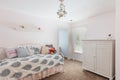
[49,48,55,54]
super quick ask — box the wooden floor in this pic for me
[42,59,109,80]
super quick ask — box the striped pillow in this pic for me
[6,48,17,58]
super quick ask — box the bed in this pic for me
[0,44,64,80]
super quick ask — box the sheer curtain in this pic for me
[72,27,87,54]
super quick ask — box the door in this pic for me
[83,42,96,72]
[96,44,112,77]
[59,29,68,57]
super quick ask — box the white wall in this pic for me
[116,0,120,80]
[72,12,115,39]
[0,9,59,48]
[68,12,115,61]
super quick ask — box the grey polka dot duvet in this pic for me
[0,54,64,80]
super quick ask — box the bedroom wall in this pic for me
[0,9,59,49]
[68,11,115,61]
[116,0,120,80]
[72,11,115,39]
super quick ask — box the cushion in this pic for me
[0,48,7,62]
[6,48,17,58]
[40,46,49,54]
[40,45,57,54]
[32,47,40,54]
[26,46,40,55]
[16,47,29,57]
[26,46,34,55]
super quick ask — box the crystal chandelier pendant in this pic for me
[57,0,67,18]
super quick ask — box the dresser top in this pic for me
[82,39,115,41]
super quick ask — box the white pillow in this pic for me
[40,46,49,54]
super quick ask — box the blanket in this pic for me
[0,54,64,80]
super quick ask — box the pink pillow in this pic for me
[6,48,17,58]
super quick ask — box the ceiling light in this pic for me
[57,0,67,18]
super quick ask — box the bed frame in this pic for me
[18,65,64,80]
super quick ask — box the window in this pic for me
[72,27,87,54]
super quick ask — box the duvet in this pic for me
[0,54,64,80]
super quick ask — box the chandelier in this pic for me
[57,0,67,18]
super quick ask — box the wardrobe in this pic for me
[82,40,115,80]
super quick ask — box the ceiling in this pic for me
[0,0,115,22]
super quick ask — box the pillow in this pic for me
[40,46,49,54]
[40,46,56,54]
[16,47,29,57]
[26,46,40,55]
[26,46,34,55]
[32,47,40,54]
[6,48,17,58]
[0,48,7,62]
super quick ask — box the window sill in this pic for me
[74,50,83,54]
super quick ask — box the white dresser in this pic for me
[82,40,115,80]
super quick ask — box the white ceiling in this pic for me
[0,0,115,22]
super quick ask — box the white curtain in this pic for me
[72,27,87,53]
